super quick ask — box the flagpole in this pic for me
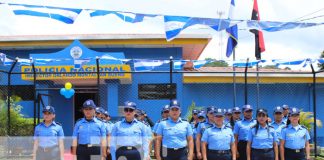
[256,61,260,109]
[233,49,237,107]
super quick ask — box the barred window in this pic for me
[138,83,176,100]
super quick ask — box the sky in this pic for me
[0,0,323,70]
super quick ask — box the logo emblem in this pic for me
[218,109,222,112]
[277,107,281,110]
[45,106,51,110]
[87,101,91,105]
[70,46,82,59]
[292,108,297,112]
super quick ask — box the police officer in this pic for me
[72,99,107,160]
[155,99,194,160]
[196,106,215,160]
[33,106,64,160]
[270,106,286,160]
[103,111,113,160]
[232,107,242,122]
[279,107,311,160]
[282,105,289,123]
[190,109,200,160]
[95,107,106,120]
[247,109,278,160]
[201,108,236,160]
[224,109,233,128]
[190,109,199,124]
[153,105,170,135]
[110,101,150,160]
[233,105,256,160]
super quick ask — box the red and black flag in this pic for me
[250,0,265,60]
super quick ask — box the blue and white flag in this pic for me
[225,0,238,58]
[18,58,32,66]
[0,53,15,66]
[192,60,209,69]
[164,16,237,41]
[90,10,156,23]
[133,59,167,71]
[233,60,265,67]
[74,59,90,69]
[247,20,323,32]
[272,59,305,66]
[173,60,188,70]
[8,3,82,24]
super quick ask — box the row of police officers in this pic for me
[33,99,311,160]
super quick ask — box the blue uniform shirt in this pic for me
[270,121,286,145]
[196,120,214,135]
[247,125,277,149]
[280,124,311,149]
[282,116,288,123]
[201,125,234,150]
[233,118,257,141]
[110,118,149,159]
[106,121,113,135]
[34,121,64,148]
[72,117,106,145]
[156,118,193,148]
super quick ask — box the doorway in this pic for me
[73,92,97,123]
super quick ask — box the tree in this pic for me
[203,58,229,67]
[318,50,324,70]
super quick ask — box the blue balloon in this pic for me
[60,88,75,99]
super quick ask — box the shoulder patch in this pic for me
[225,125,232,129]
[301,125,307,129]
[55,122,62,126]
[268,125,274,128]
[251,124,257,128]
[161,118,168,121]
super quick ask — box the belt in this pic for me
[164,147,186,151]
[117,145,141,150]
[78,144,100,148]
[238,140,248,143]
[252,148,273,152]
[208,149,230,154]
[38,145,58,152]
[285,148,305,153]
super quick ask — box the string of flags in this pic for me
[1,3,323,41]
[1,53,323,72]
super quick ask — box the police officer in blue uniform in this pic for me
[72,99,107,160]
[155,99,194,160]
[33,106,64,160]
[233,105,257,160]
[282,105,289,123]
[270,106,286,160]
[229,107,242,129]
[153,105,170,135]
[196,106,215,160]
[279,107,311,160]
[110,101,150,160]
[247,109,278,160]
[103,110,113,160]
[201,108,236,160]
[190,109,200,160]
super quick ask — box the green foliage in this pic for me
[203,58,229,67]
[299,111,322,132]
[185,101,204,121]
[262,65,279,69]
[0,97,34,136]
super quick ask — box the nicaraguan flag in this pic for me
[192,60,209,69]
[18,58,32,66]
[9,3,82,24]
[272,59,305,66]
[164,16,235,41]
[225,0,238,58]
[173,60,188,70]
[74,59,90,69]
[233,60,265,67]
[90,10,156,23]
[133,59,167,71]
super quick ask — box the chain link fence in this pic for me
[1,62,324,158]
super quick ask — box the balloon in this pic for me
[60,88,75,99]
[65,82,72,90]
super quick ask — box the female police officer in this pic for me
[155,99,194,160]
[110,101,150,160]
[201,108,236,160]
[247,109,278,160]
[33,106,64,160]
[279,107,311,160]
[72,99,107,160]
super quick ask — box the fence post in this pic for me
[244,58,249,105]
[169,56,173,101]
[310,64,317,157]
[256,61,260,109]
[96,57,100,105]
[32,60,38,127]
[7,58,18,136]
